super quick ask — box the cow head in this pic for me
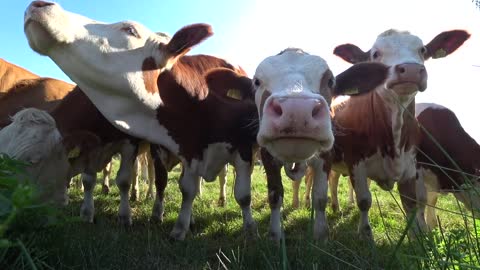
[334,29,469,102]
[24,1,212,110]
[0,108,70,206]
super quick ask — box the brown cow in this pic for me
[0,58,40,94]
[416,103,480,228]
[330,29,469,240]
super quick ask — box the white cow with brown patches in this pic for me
[329,29,470,240]
[24,1,258,241]
[210,49,390,242]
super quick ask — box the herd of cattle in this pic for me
[0,0,478,243]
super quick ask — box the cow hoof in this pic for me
[358,225,374,242]
[118,215,132,226]
[244,222,258,239]
[292,200,299,209]
[101,185,110,195]
[80,205,94,223]
[169,227,187,241]
[331,203,339,213]
[304,198,311,208]
[217,197,226,207]
[130,192,138,202]
[313,227,329,244]
[268,230,283,244]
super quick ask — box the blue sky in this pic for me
[3,0,480,140]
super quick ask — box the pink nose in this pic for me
[265,97,327,133]
[31,1,54,8]
[394,63,426,82]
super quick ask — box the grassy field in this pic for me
[3,159,480,270]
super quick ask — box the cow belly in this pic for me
[363,150,416,189]
[194,142,234,181]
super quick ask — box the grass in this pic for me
[3,161,480,270]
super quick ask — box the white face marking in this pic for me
[371,31,426,66]
[252,49,335,162]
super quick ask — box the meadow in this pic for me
[2,158,480,270]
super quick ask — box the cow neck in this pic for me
[155,56,258,163]
[333,90,418,161]
[49,87,127,142]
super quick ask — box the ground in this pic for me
[6,160,480,269]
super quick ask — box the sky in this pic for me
[3,0,480,140]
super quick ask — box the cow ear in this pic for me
[333,44,370,64]
[333,62,389,96]
[165,23,213,57]
[205,67,254,101]
[62,131,101,159]
[424,30,470,59]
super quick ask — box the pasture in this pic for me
[3,158,480,270]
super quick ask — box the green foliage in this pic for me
[0,154,57,270]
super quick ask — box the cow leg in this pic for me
[218,165,227,207]
[170,166,198,240]
[261,148,284,242]
[329,170,341,212]
[197,178,203,197]
[116,142,138,226]
[304,166,313,208]
[426,191,438,230]
[310,158,329,242]
[150,145,168,223]
[397,175,427,237]
[80,173,96,223]
[351,164,373,240]
[130,157,140,202]
[145,152,155,200]
[292,179,300,208]
[233,153,256,236]
[101,161,112,194]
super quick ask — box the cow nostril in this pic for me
[271,100,283,117]
[32,1,54,8]
[312,102,322,118]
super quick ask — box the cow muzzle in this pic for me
[257,96,334,162]
[386,63,428,94]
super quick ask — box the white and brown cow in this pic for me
[416,103,480,229]
[209,49,390,242]
[329,29,469,240]
[24,1,258,240]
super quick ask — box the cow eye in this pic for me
[420,47,427,55]
[372,50,381,59]
[253,78,261,87]
[327,78,335,88]
[122,26,140,38]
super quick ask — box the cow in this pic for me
[0,58,151,223]
[329,29,469,240]
[0,58,40,95]
[24,1,259,240]
[206,49,390,242]
[0,108,69,206]
[416,103,480,229]
[0,58,75,127]
[327,103,480,230]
